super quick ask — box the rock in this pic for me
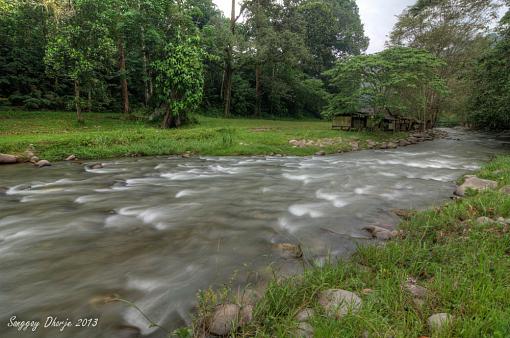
[499,185,510,195]
[387,142,398,149]
[88,163,103,170]
[115,325,141,338]
[391,208,415,219]
[208,304,240,336]
[236,288,260,306]
[361,288,373,295]
[428,313,453,331]
[66,154,77,161]
[88,293,120,306]
[455,176,497,196]
[273,243,303,259]
[398,140,410,147]
[295,322,314,338]
[403,281,428,299]
[476,216,493,224]
[0,154,18,164]
[318,289,362,318]
[363,225,399,240]
[239,305,253,326]
[379,142,388,149]
[181,152,191,158]
[350,141,359,151]
[30,156,39,163]
[36,160,51,168]
[296,308,314,322]
[315,151,326,156]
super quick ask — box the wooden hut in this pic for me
[332,108,373,131]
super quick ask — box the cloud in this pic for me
[212,0,416,54]
[356,0,416,53]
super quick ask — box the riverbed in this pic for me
[0,128,508,338]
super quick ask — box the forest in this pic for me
[0,0,508,129]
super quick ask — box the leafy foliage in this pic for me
[323,47,448,124]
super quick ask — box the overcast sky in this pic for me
[212,0,417,54]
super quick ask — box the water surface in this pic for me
[0,128,508,337]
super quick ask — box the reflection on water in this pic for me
[0,128,507,337]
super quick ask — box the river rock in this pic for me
[428,313,453,331]
[379,142,388,149]
[36,160,51,167]
[455,176,497,196]
[236,288,260,306]
[208,304,240,336]
[88,163,103,170]
[363,225,399,240]
[30,156,39,163]
[398,140,410,147]
[295,322,314,338]
[66,154,77,161]
[0,154,18,164]
[318,289,362,318]
[350,141,359,151]
[273,243,303,259]
[387,142,397,149]
[315,151,326,156]
[296,308,314,322]
[115,325,141,338]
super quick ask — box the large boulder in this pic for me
[208,304,240,336]
[454,175,497,196]
[318,289,362,318]
[0,154,18,164]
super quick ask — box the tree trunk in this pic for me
[87,88,92,112]
[161,105,173,128]
[255,64,261,116]
[74,80,83,123]
[118,38,130,116]
[222,0,236,118]
[141,27,150,106]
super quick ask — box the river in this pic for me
[0,128,508,338]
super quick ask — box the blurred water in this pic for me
[0,128,508,337]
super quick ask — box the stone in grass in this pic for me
[499,185,510,195]
[66,154,77,161]
[403,279,429,299]
[295,322,314,338]
[428,313,453,331]
[295,308,314,322]
[318,289,362,319]
[315,151,326,156]
[454,176,497,197]
[363,225,399,240]
[208,304,240,336]
[239,305,253,326]
[476,216,493,224]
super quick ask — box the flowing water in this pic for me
[1,128,508,337]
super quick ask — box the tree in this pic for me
[389,0,503,120]
[469,7,510,129]
[323,47,448,126]
[44,0,116,122]
[153,35,204,128]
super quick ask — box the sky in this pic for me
[211,0,417,54]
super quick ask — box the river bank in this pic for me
[191,156,510,338]
[0,111,416,162]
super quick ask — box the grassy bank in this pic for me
[0,111,407,161]
[196,157,510,337]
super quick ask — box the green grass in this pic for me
[197,157,510,338]
[0,111,407,161]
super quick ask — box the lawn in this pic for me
[0,111,406,161]
[195,156,510,337]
